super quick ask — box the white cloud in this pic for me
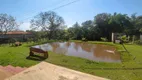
[19,22,30,31]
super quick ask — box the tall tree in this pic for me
[67,13,142,41]
[135,16,142,34]
[109,13,133,34]
[30,11,64,40]
[0,14,17,35]
[94,13,111,40]
[68,22,82,40]
[129,13,142,35]
[82,20,94,40]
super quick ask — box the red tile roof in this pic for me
[6,31,32,35]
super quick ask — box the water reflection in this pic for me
[33,42,121,62]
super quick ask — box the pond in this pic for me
[33,42,121,63]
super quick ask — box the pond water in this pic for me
[33,42,121,63]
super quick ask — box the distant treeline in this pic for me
[1,12,142,42]
[29,12,142,42]
[67,13,142,41]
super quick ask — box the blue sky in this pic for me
[0,0,142,30]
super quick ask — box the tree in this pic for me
[109,13,133,35]
[130,14,142,35]
[135,16,142,33]
[0,14,17,35]
[68,27,76,39]
[94,13,112,40]
[82,20,94,40]
[30,11,64,40]
[50,25,68,40]
[26,30,47,41]
[139,28,142,33]
[68,22,83,40]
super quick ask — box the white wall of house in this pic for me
[112,33,114,42]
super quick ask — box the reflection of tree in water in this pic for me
[72,42,80,51]
[51,43,60,52]
[50,42,120,62]
[51,42,69,54]
[65,42,71,47]
[80,42,94,52]
[93,44,120,61]
[71,42,94,52]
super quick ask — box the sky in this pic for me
[0,0,142,31]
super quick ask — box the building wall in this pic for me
[112,33,120,42]
[112,33,114,42]
[0,34,33,40]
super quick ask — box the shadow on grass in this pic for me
[26,55,47,61]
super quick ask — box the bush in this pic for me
[82,38,87,41]
[8,38,17,44]
[101,37,108,42]
[121,35,127,41]
[120,35,129,43]
[134,40,142,45]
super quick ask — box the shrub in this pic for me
[134,40,142,45]
[82,38,87,41]
[101,37,108,42]
[120,35,129,43]
[121,35,127,41]
[8,38,17,44]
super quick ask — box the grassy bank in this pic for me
[0,41,141,80]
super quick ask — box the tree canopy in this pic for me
[68,13,142,41]
[0,14,17,35]
[29,11,142,41]
[30,11,64,40]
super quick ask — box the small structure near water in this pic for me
[112,33,120,43]
[29,46,48,58]
[112,32,125,43]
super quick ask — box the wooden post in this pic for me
[112,32,115,43]
[29,51,34,56]
[44,51,48,58]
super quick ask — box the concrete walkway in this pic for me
[6,62,108,80]
[0,65,27,80]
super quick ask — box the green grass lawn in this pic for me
[0,41,142,80]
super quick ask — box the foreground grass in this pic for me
[0,40,142,80]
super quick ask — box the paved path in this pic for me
[6,62,108,80]
[0,65,27,80]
